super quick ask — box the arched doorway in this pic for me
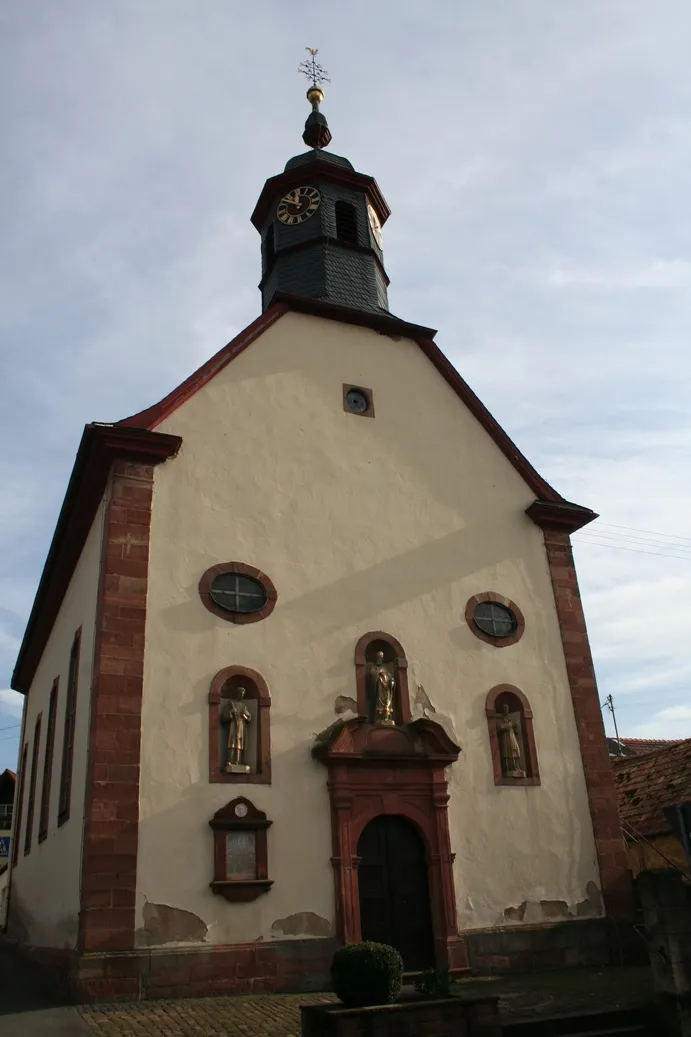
[357,815,435,970]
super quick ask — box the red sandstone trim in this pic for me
[209,797,272,902]
[12,426,181,694]
[485,684,540,786]
[208,666,271,784]
[315,718,468,974]
[119,299,562,505]
[118,306,289,430]
[465,592,526,649]
[354,631,411,723]
[540,525,634,919]
[78,456,171,954]
[198,562,278,626]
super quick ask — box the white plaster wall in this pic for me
[138,310,600,946]
[9,499,105,948]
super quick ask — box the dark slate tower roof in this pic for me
[251,84,391,316]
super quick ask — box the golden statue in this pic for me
[496,704,525,778]
[368,650,396,726]
[223,688,252,773]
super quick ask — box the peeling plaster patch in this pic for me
[142,902,208,946]
[504,901,527,922]
[540,899,572,920]
[334,695,357,716]
[576,881,604,918]
[414,684,436,714]
[271,911,332,938]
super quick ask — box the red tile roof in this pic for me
[613,738,691,838]
[620,738,684,755]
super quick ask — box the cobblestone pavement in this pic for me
[78,994,336,1037]
[77,968,656,1035]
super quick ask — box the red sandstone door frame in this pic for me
[319,724,468,973]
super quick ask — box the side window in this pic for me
[58,630,81,824]
[24,713,42,855]
[39,679,59,842]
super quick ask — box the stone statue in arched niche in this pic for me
[496,702,526,779]
[366,642,398,725]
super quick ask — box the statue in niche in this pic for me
[496,703,526,778]
[367,650,397,726]
[223,687,252,773]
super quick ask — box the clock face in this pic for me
[367,204,383,248]
[277,186,321,226]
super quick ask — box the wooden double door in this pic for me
[357,815,435,971]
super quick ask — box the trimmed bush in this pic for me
[331,941,404,1007]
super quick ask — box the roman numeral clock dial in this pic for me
[277,186,321,225]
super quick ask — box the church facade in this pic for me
[6,86,632,1001]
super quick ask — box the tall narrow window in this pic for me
[39,680,59,843]
[11,744,28,867]
[335,201,358,246]
[263,224,275,271]
[24,714,42,856]
[58,630,81,824]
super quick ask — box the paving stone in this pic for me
[78,994,336,1037]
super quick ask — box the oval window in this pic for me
[473,601,518,638]
[209,573,268,614]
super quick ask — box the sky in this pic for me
[1,1,690,771]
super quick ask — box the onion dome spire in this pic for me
[298,47,332,150]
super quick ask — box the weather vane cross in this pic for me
[298,47,330,89]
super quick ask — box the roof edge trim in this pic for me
[11,425,181,694]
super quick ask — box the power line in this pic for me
[582,528,691,552]
[0,724,20,733]
[595,522,691,545]
[572,537,691,561]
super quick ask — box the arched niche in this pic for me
[354,631,411,725]
[485,684,540,786]
[208,665,271,784]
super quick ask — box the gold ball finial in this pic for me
[306,85,325,106]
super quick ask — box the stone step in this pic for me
[503,1006,658,1037]
[562,1028,656,1037]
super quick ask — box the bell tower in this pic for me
[251,51,391,315]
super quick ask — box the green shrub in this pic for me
[413,964,453,997]
[331,942,404,1007]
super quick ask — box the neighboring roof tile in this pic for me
[608,737,684,757]
[613,738,691,837]
[622,738,684,754]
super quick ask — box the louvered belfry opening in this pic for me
[263,224,275,270]
[335,201,358,246]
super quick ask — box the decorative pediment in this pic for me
[312,717,460,766]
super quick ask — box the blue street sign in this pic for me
[0,837,10,858]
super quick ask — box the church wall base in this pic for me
[462,917,637,973]
[12,920,641,1003]
[22,937,339,1003]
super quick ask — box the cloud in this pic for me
[546,259,691,289]
[0,690,24,720]
[627,705,691,740]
